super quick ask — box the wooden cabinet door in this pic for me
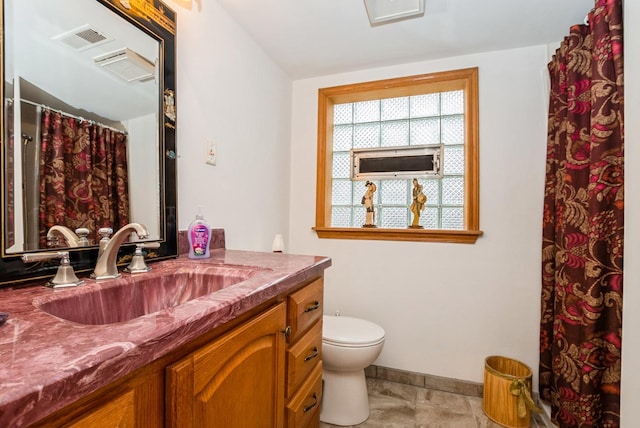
[166,303,287,428]
[32,365,163,428]
[65,389,136,428]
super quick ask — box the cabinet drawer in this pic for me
[287,278,323,342]
[286,321,322,398]
[286,363,322,428]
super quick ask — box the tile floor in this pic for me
[319,377,551,428]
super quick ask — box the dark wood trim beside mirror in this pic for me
[0,0,178,286]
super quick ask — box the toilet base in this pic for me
[320,368,370,426]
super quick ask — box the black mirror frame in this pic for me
[0,0,178,287]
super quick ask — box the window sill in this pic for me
[312,227,483,244]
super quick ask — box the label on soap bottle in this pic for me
[190,224,210,257]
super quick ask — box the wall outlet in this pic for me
[205,140,216,166]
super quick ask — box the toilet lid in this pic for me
[323,315,385,346]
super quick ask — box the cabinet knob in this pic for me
[303,393,318,413]
[282,326,292,337]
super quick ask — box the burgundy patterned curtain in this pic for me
[38,109,130,247]
[4,100,15,248]
[539,1,624,427]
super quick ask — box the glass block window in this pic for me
[315,68,481,244]
[329,90,465,229]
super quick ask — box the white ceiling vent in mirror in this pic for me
[364,0,425,25]
[52,24,111,51]
[94,48,156,82]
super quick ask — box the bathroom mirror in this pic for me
[0,0,178,286]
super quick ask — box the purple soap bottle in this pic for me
[187,207,211,259]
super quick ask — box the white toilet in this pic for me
[320,315,386,426]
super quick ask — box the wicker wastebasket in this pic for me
[483,356,541,428]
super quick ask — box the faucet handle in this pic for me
[97,227,113,258]
[123,242,161,274]
[22,252,62,262]
[22,251,85,288]
[98,227,113,240]
[140,242,161,250]
[75,228,91,247]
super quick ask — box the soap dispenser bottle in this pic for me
[188,208,211,259]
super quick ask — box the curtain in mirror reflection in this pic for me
[4,101,15,248]
[37,108,130,249]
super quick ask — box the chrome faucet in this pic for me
[22,251,85,288]
[92,223,149,280]
[47,226,90,248]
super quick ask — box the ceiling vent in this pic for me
[364,0,425,25]
[94,48,156,82]
[52,24,111,51]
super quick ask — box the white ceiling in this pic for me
[216,0,595,79]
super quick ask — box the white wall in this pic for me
[169,0,292,251]
[621,0,638,425]
[289,45,550,388]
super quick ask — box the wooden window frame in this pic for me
[313,67,483,244]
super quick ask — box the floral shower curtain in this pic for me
[539,0,624,427]
[39,108,130,247]
[4,100,15,248]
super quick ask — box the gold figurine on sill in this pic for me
[409,178,427,228]
[361,181,377,228]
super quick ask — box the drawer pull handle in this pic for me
[303,393,318,413]
[304,301,320,313]
[304,347,319,362]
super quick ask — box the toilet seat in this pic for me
[323,315,385,348]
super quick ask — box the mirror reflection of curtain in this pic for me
[23,108,40,251]
[38,108,130,247]
[4,100,15,248]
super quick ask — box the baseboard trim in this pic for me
[364,364,483,398]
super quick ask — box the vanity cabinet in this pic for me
[30,276,325,428]
[166,277,325,428]
[285,278,324,428]
[166,303,287,427]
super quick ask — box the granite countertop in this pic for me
[0,249,331,427]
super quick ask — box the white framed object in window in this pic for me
[351,144,442,181]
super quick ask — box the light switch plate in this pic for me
[206,140,216,166]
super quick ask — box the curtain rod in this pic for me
[9,98,127,135]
